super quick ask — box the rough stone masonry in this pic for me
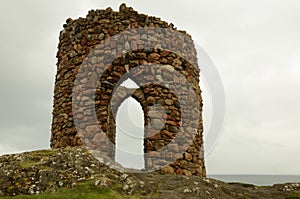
[51,3,206,177]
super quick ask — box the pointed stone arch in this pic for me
[51,4,206,176]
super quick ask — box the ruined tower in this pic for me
[51,4,206,176]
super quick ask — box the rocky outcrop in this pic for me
[0,147,100,196]
[1,148,300,198]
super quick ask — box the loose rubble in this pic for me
[1,147,300,198]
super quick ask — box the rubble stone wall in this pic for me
[51,4,206,176]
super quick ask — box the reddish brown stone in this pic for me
[176,168,183,175]
[148,53,160,61]
[161,166,174,174]
[51,4,205,177]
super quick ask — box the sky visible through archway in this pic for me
[115,79,145,169]
[114,78,213,170]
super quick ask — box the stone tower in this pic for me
[51,4,206,176]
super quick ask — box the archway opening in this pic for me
[115,79,145,170]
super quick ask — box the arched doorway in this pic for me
[115,79,145,169]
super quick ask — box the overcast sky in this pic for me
[0,0,300,175]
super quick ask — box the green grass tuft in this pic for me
[0,181,142,199]
[286,191,300,199]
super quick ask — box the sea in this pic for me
[208,175,300,186]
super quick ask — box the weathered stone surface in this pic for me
[0,147,100,196]
[184,152,193,162]
[51,3,205,177]
[165,99,173,105]
[183,170,192,176]
[148,53,160,61]
[1,148,299,198]
[92,133,108,144]
[152,119,164,130]
[160,165,175,174]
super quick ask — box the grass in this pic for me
[0,181,144,199]
[25,150,56,158]
[19,150,56,169]
[228,182,256,188]
[286,192,300,199]
[0,149,151,198]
